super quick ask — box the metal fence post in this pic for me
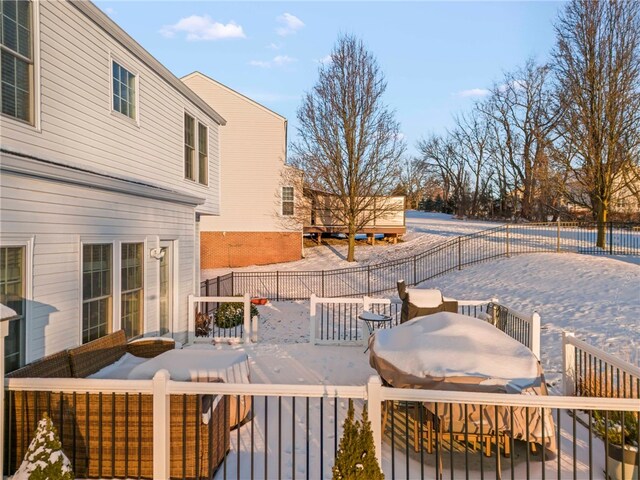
[276,271,280,302]
[231,272,234,296]
[243,293,252,343]
[367,265,371,296]
[557,221,561,253]
[366,375,383,469]
[609,222,613,255]
[152,369,171,479]
[187,294,195,345]
[321,270,325,298]
[505,224,510,257]
[457,236,462,270]
[562,331,576,396]
[413,256,417,284]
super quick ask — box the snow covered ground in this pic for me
[203,211,639,389]
[198,211,638,479]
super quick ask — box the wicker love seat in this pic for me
[4,330,230,479]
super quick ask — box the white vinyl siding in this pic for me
[1,0,33,123]
[0,1,220,214]
[0,165,196,359]
[183,73,301,233]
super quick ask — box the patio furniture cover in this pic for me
[369,312,556,452]
[397,280,458,323]
[128,349,251,427]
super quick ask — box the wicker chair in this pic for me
[397,280,458,323]
[4,330,229,479]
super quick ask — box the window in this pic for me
[112,61,136,119]
[121,243,143,339]
[198,122,208,185]
[82,244,112,344]
[1,0,33,123]
[184,113,195,180]
[1,246,25,372]
[282,186,294,216]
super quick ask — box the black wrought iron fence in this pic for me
[201,222,640,301]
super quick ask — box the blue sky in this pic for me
[96,1,563,156]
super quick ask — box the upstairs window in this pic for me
[1,0,33,123]
[112,61,136,120]
[198,122,208,185]
[282,186,294,216]
[184,113,195,180]
[185,114,208,184]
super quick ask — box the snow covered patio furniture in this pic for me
[369,312,556,456]
[127,348,252,428]
[397,280,458,323]
[4,330,230,479]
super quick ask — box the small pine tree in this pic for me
[332,400,384,480]
[14,413,74,480]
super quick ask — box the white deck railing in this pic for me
[188,294,256,344]
[562,331,640,398]
[6,370,639,480]
[310,295,541,359]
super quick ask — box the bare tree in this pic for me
[292,35,405,261]
[417,134,469,216]
[394,158,434,210]
[480,59,560,220]
[553,0,640,246]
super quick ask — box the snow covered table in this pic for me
[369,311,556,452]
[128,349,251,427]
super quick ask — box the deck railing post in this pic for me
[531,312,541,360]
[187,294,195,344]
[563,331,576,396]
[152,369,171,479]
[310,294,317,345]
[366,375,383,469]
[243,293,252,343]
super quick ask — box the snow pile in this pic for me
[373,312,540,391]
[87,352,147,379]
[13,414,73,480]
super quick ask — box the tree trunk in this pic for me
[596,198,608,249]
[347,226,357,262]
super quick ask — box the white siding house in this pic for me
[182,72,303,269]
[0,0,225,370]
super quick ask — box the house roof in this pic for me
[181,71,287,122]
[73,2,226,126]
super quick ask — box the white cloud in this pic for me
[160,15,246,41]
[396,133,406,141]
[102,6,116,16]
[249,55,296,68]
[457,88,490,98]
[267,42,283,50]
[276,13,304,36]
[314,54,333,65]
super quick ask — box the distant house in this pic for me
[0,1,225,371]
[182,72,303,269]
[303,190,406,242]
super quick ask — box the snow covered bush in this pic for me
[332,400,383,480]
[14,413,74,480]
[215,298,259,329]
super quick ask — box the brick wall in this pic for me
[201,231,302,268]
